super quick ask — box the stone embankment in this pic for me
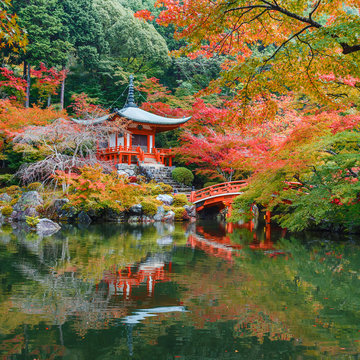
[0,190,197,231]
[52,193,196,225]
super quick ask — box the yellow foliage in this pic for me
[1,205,13,217]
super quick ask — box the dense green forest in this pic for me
[1,0,219,110]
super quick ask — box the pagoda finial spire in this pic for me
[124,75,137,108]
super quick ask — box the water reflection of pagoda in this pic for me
[98,253,173,301]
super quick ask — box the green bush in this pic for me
[1,205,13,217]
[174,207,186,221]
[203,182,218,188]
[172,167,194,186]
[25,216,40,228]
[26,182,42,191]
[141,200,158,216]
[0,174,13,187]
[173,194,188,207]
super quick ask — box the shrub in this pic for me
[25,216,40,228]
[173,194,188,207]
[160,183,173,194]
[204,182,218,188]
[55,165,146,212]
[5,185,21,196]
[26,182,42,191]
[172,167,194,186]
[1,205,13,217]
[174,207,186,221]
[0,174,13,187]
[148,182,173,195]
[10,198,18,206]
[141,200,158,216]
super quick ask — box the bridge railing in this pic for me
[189,180,248,203]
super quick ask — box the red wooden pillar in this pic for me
[169,156,172,167]
[265,210,271,224]
[147,135,150,153]
[128,154,131,165]
[265,223,271,243]
[225,201,233,218]
[226,222,234,234]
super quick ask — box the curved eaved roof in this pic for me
[71,75,191,127]
[117,107,191,125]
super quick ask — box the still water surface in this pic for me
[0,220,359,359]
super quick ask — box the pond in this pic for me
[0,219,359,359]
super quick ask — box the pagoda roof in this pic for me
[71,109,191,127]
[117,107,191,125]
[71,75,191,128]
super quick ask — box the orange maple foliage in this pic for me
[0,99,66,137]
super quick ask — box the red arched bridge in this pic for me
[188,181,248,214]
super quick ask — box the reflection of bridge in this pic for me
[187,223,277,262]
[189,181,248,214]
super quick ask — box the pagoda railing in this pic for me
[97,146,174,166]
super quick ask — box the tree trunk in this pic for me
[23,61,26,78]
[60,67,66,111]
[47,94,51,107]
[25,63,31,108]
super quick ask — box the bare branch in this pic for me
[224,5,270,14]
[261,25,312,68]
[309,0,321,21]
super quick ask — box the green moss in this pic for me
[174,207,186,221]
[1,205,13,217]
[26,182,42,191]
[5,185,21,196]
[173,194,188,207]
[141,200,158,216]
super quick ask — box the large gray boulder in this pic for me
[128,216,141,223]
[78,211,92,225]
[156,194,174,206]
[104,208,126,222]
[0,193,12,202]
[53,198,69,213]
[154,206,165,221]
[184,205,196,218]
[11,206,39,222]
[163,210,175,222]
[13,191,43,211]
[129,204,142,215]
[36,218,61,236]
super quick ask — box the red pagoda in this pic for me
[73,76,191,167]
